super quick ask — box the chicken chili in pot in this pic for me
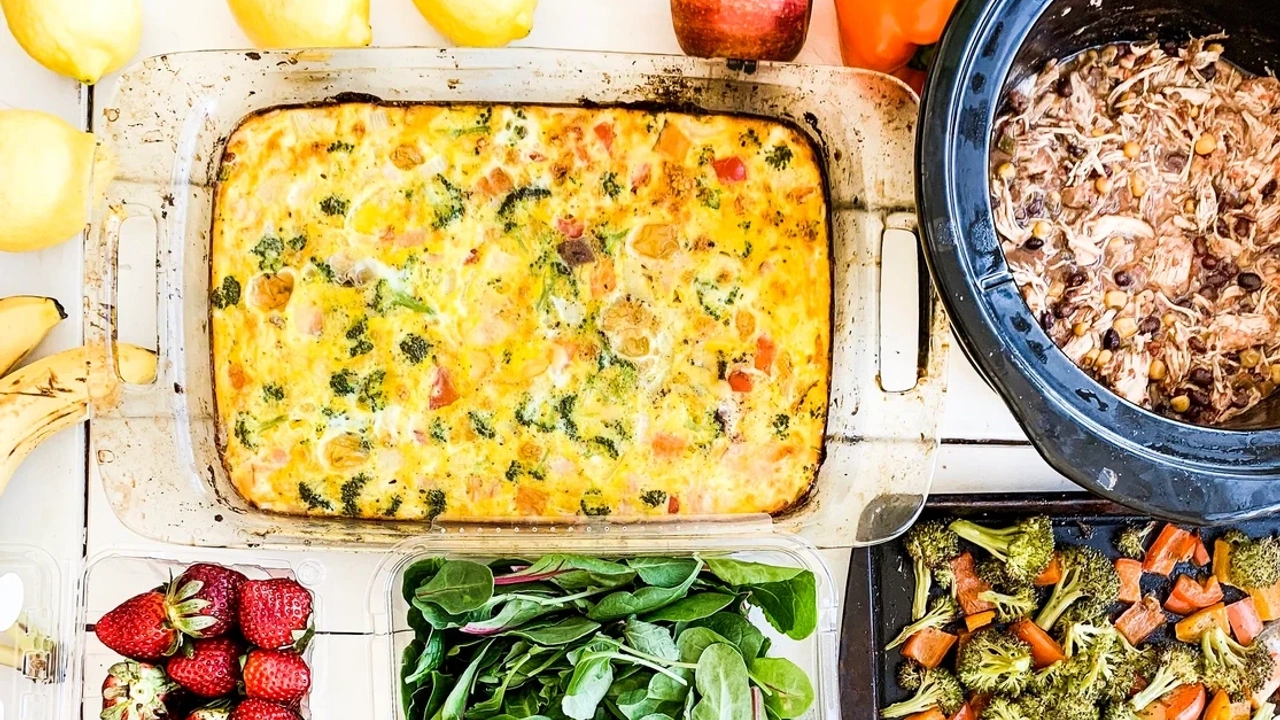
[992,37,1280,425]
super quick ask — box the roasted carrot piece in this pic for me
[1174,602,1228,643]
[1144,524,1192,577]
[1033,554,1062,586]
[949,553,996,616]
[1227,597,1263,646]
[905,710,947,720]
[1158,683,1205,720]
[1213,539,1234,588]
[1115,596,1166,646]
[965,610,996,633]
[1203,689,1233,720]
[1248,579,1280,621]
[1164,574,1223,615]
[1116,558,1143,604]
[1011,618,1065,668]
[947,704,976,720]
[902,627,957,670]
[1192,534,1211,567]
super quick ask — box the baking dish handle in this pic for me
[85,199,163,416]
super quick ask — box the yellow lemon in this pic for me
[0,0,142,84]
[0,110,99,253]
[227,0,372,49]
[413,0,539,47]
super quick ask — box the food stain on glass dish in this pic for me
[991,36,1280,425]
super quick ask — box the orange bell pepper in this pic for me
[1173,602,1228,643]
[1227,597,1263,646]
[1192,534,1211,567]
[947,704,976,720]
[1116,558,1143,605]
[1144,524,1193,577]
[964,610,996,633]
[1203,689,1233,720]
[1248,579,1280,621]
[1115,596,1166,646]
[903,627,957,669]
[1035,554,1063,587]
[1159,684,1206,720]
[949,553,996,616]
[833,0,958,74]
[905,710,947,720]
[1213,539,1234,588]
[1010,618,1065,668]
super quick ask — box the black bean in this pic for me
[1223,190,1246,209]
[1023,237,1045,251]
[1055,77,1074,97]
[1235,217,1253,236]
[1201,256,1219,269]
[1139,315,1161,334]
[1189,336,1208,353]
[1221,260,1240,277]
[1263,179,1278,198]
[1068,270,1089,287]
[1233,393,1252,408]
[1162,40,1180,56]
[1207,271,1232,288]
[1054,303,1074,319]
[1200,285,1219,301]
[1194,237,1210,256]
[1188,389,1212,407]
[1201,63,1218,81]
[1103,328,1121,350]
[1115,270,1134,286]
[1039,311,1055,331]
[1190,367,1214,387]
[1217,218,1231,236]
[1068,144,1087,160]
[1238,272,1263,291]
[1164,153,1188,172]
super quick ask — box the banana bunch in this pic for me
[0,296,156,499]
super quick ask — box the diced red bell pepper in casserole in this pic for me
[1164,574,1223,616]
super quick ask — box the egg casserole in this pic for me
[211,103,830,521]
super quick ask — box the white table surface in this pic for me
[0,0,1077,715]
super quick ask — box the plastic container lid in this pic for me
[0,546,66,720]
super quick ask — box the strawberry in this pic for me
[170,564,247,638]
[237,579,312,650]
[182,700,234,720]
[242,649,311,705]
[101,660,180,720]
[96,592,182,661]
[167,637,242,698]
[229,699,300,720]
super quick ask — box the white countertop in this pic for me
[0,0,1076,715]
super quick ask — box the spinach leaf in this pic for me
[588,560,702,621]
[746,573,817,641]
[512,617,602,646]
[562,642,615,720]
[636,716,677,720]
[641,593,735,623]
[401,639,425,714]
[412,596,477,630]
[749,657,815,719]
[627,558,701,588]
[404,557,446,603]
[690,644,751,720]
[409,671,450,720]
[676,628,733,664]
[617,689,679,720]
[497,555,636,591]
[416,560,495,614]
[470,649,535,717]
[623,619,678,661]
[647,667,692,704]
[462,598,554,635]
[689,613,765,661]
[430,640,493,720]
[405,629,446,684]
[703,559,803,586]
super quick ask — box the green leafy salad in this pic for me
[399,554,820,720]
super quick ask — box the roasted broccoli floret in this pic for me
[982,696,1031,720]
[1129,644,1201,713]
[1115,521,1157,560]
[1018,689,1104,720]
[957,628,1035,695]
[980,586,1039,623]
[881,666,965,719]
[1055,622,1137,704]
[1227,533,1280,589]
[1200,626,1276,699]
[951,516,1055,586]
[1034,545,1120,632]
[905,520,962,621]
[897,660,926,691]
[886,596,962,650]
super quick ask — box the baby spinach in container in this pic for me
[398,555,818,720]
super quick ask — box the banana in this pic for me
[0,296,66,377]
[0,343,155,498]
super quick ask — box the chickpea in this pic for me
[1170,395,1192,413]
[1095,176,1113,194]
[1123,142,1141,159]
[1113,317,1139,338]
[1149,359,1168,381]
[1073,322,1090,337]
[997,162,1016,181]
[1195,132,1218,155]
[1129,174,1148,198]
[1104,290,1129,309]
[1096,349,1114,366]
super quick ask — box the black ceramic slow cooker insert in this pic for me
[918,0,1280,523]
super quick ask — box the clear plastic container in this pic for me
[0,545,67,720]
[75,552,325,719]
[85,47,948,550]
[368,526,839,720]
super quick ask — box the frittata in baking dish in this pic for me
[211,103,830,521]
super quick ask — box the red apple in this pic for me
[671,0,812,63]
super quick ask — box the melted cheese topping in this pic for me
[212,103,830,521]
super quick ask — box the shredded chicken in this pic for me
[992,37,1280,424]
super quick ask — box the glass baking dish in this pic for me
[85,48,948,549]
